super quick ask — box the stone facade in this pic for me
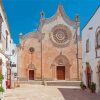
[18,4,82,81]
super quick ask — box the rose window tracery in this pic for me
[50,24,72,48]
[53,29,68,43]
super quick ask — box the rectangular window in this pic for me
[97,30,100,48]
[86,39,89,53]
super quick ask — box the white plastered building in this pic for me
[82,6,100,93]
[0,0,15,89]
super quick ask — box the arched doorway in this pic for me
[57,66,65,80]
[86,63,92,88]
[51,53,70,80]
[28,63,36,80]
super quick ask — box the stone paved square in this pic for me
[3,85,100,100]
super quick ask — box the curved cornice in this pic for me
[20,31,45,45]
[22,31,39,40]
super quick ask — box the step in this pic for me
[19,81,43,85]
[46,81,81,86]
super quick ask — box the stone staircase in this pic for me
[19,80,81,87]
[46,81,81,86]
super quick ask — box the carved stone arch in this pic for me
[51,53,71,80]
[28,63,36,70]
[54,53,71,67]
[27,63,36,80]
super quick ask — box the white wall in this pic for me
[82,7,100,92]
[0,2,15,90]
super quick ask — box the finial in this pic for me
[19,32,23,36]
[19,32,23,39]
[75,14,79,22]
[58,2,62,9]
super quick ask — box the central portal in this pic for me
[57,66,65,80]
[29,70,34,80]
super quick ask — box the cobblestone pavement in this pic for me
[3,85,100,100]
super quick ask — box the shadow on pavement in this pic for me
[58,88,100,100]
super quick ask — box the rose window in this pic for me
[53,29,68,43]
[50,24,72,48]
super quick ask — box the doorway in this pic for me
[86,63,92,88]
[98,65,100,88]
[29,70,34,80]
[57,66,65,80]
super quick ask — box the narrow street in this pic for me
[3,85,100,100]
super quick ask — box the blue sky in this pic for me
[2,0,100,44]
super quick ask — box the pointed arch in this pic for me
[51,53,71,80]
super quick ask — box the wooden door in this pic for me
[86,66,91,88]
[29,70,34,80]
[57,66,65,80]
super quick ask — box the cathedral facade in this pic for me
[17,5,82,81]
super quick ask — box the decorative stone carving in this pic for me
[28,63,36,70]
[29,47,35,53]
[49,24,72,48]
[52,52,71,67]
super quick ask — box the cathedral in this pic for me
[17,4,82,81]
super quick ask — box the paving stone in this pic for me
[3,85,100,100]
